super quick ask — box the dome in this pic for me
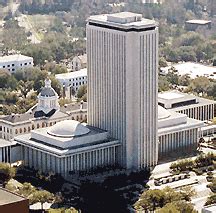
[158,105,171,120]
[40,87,56,97]
[47,120,90,138]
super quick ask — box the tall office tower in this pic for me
[87,12,158,170]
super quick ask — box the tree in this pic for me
[166,68,179,85]
[156,202,180,213]
[17,182,36,197]
[30,190,54,211]
[134,187,196,212]
[18,80,34,98]
[158,75,170,92]
[0,163,16,187]
[77,85,87,99]
[205,194,216,206]
[188,76,212,95]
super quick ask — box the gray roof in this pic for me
[0,188,26,205]
[40,87,56,97]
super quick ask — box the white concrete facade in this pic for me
[55,68,87,94]
[159,91,215,121]
[87,12,158,170]
[15,120,121,176]
[0,54,33,73]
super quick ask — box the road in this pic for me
[17,15,41,44]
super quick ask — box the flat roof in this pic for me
[88,12,157,30]
[0,139,16,148]
[0,188,26,206]
[186,19,211,25]
[161,62,216,80]
[55,68,87,80]
[159,92,184,100]
[0,54,33,63]
[159,90,197,103]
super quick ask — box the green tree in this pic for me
[205,194,216,206]
[18,80,34,98]
[158,75,170,92]
[17,182,36,197]
[77,85,87,99]
[157,202,180,213]
[189,76,212,94]
[0,163,16,187]
[30,190,54,211]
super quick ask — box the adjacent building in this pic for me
[55,68,87,98]
[158,106,203,159]
[15,120,120,176]
[71,54,87,71]
[0,79,87,141]
[185,19,212,31]
[87,12,158,169]
[0,188,28,213]
[158,90,215,121]
[0,54,33,73]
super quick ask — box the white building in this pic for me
[158,106,203,159]
[158,90,215,121]
[0,79,87,141]
[14,120,120,177]
[87,12,158,170]
[0,54,33,73]
[55,68,87,97]
[70,54,87,71]
[161,62,216,80]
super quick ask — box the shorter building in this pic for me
[160,62,216,80]
[14,120,120,177]
[158,90,215,121]
[0,79,87,141]
[55,68,87,98]
[0,54,33,73]
[0,188,28,213]
[158,106,203,159]
[0,139,20,163]
[185,19,212,31]
[70,54,87,71]
[202,204,216,213]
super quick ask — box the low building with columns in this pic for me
[14,120,120,176]
[158,90,215,121]
[158,106,203,160]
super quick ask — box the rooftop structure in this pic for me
[88,12,157,30]
[161,62,216,80]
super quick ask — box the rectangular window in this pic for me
[12,64,15,66]
[7,65,10,67]
[24,63,27,65]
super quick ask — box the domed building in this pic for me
[15,120,120,176]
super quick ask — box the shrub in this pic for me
[208,166,214,171]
